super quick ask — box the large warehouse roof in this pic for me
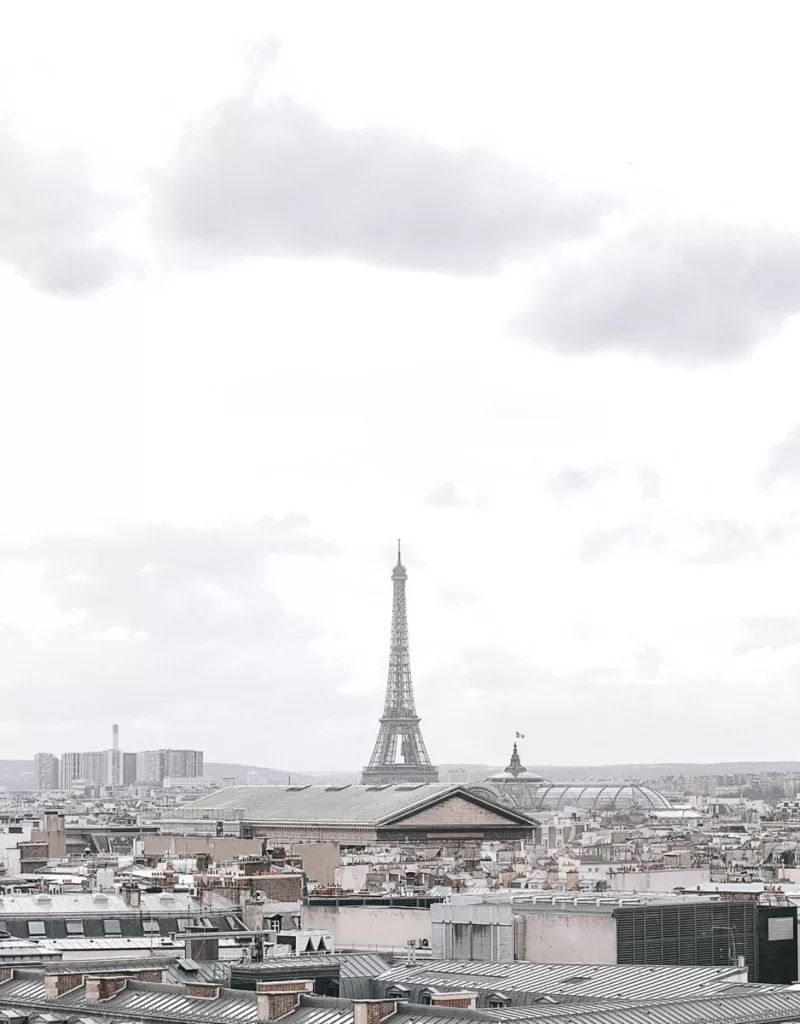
[176,783,534,827]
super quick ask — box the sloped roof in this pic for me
[175,785,535,827]
[376,961,749,1003]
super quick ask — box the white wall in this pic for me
[0,825,33,875]
[607,868,711,892]
[335,865,369,891]
[522,910,617,964]
[302,904,430,951]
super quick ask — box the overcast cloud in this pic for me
[0,122,127,295]
[520,223,800,364]
[153,82,606,275]
[2,2,800,768]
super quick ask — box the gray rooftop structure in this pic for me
[173,785,536,844]
[374,960,752,1005]
[0,964,799,1024]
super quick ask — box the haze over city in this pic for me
[3,0,800,770]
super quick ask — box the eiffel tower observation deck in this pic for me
[362,542,439,786]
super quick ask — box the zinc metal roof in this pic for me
[177,785,469,825]
[48,956,231,986]
[234,953,390,980]
[494,989,800,1024]
[0,971,259,1023]
[376,961,749,1003]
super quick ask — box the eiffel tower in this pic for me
[362,542,438,786]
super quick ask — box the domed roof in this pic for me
[472,779,673,813]
[487,743,545,784]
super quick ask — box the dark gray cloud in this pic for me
[0,123,128,295]
[736,618,800,654]
[152,75,607,275]
[762,426,800,485]
[518,222,800,363]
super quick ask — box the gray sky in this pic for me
[2,0,800,769]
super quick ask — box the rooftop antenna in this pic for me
[397,538,401,563]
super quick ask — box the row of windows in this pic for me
[15,916,239,938]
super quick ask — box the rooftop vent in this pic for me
[91,894,108,903]
[286,785,311,792]
[395,785,424,791]
[34,894,52,903]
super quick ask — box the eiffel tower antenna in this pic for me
[362,542,438,786]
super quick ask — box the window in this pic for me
[103,919,122,935]
[176,919,188,932]
[142,920,160,934]
[66,922,84,935]
[202,918,213,929]
[28,921,46,937]
[225,916,237,931]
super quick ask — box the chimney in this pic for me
[430,993,478,1010]
[0,969,12,985]
[352,1000,398,1024]
[184,983,220,999]
[132,968,166,983]
[163,863,175,891]
[44,973,83,998]
[256,980,314,1022]
[85,977,128,1002]
[121,885,141,908]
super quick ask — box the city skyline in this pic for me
[2,4,800,766]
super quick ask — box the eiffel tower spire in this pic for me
[362,541,438,785]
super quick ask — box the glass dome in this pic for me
[472,781,672,812]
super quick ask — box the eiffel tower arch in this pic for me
[362,542,439,786]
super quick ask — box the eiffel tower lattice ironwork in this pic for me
[362,541,438,786]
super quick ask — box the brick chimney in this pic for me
[430,993,478,1010]
[184,983,221,999]
[44,973,83,998]
[0,970,13,985]
[352,999,398,1024]
[256,980,314,1021]
[85,977,128,1002]
[132,968,166,984]
[121,885,141,908]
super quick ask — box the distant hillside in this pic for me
[1,758,797,793]
[0,760,34,792]
[441,762,800,782]
[204,763,320,785]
